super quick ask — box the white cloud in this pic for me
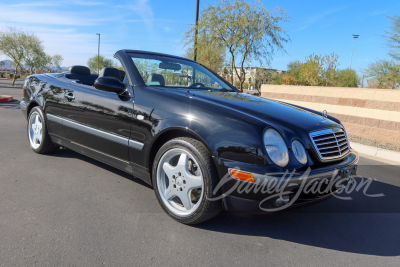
[293,6,349,32]
[10,0,104,7]
[0,6,102,26]
[0,1,118,26]
[37,31,117,66]
[0,24,117,66]
[69,0,104,6]
[127,0,156,37]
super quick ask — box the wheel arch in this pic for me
[147,127,216,176]
[26,100,40,117]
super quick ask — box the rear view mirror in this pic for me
[159,62,181,71]
[94,77,125,94]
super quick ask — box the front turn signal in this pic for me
[230,170,255,183]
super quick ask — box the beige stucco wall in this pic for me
[260,84,400,145]
[261,84,400,102]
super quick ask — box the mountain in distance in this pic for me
[0,60,20,69]
[0,59,69,72]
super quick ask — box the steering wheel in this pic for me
[189,83,206,88]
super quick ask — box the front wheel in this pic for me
[152,137,222,224]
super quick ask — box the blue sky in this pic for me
[0,0,399,73]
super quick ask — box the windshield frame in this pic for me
[127,52,238,92]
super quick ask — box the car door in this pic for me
[63,82,134,167]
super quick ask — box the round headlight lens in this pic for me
[263,129,289,167]
[292,140,307,165]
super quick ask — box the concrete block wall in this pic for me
[260,85,400,146]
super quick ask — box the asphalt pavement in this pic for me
[1,78,400,266]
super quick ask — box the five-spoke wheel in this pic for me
[157,148,204,215]
[28,111,43,149]
[152,137,222,224]
[27,107,59,154]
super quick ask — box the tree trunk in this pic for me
[12,66,17,86]
[239,68,246,92]
[230,57,234,85]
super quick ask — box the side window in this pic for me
[130,54,228,90]
[133,58,161,85]
[133,58,194,87]
[194,70,221,89]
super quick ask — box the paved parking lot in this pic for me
[1,78,400,266]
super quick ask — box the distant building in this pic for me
[219,67,285,86]
[0,68,16,75]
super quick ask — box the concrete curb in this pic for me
[351,142,400,164]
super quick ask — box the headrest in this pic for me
[119,70,126,82]
[99,67,121,80]
[69,65,90,75]
[147,73,165,86]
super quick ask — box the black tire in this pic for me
[27,106,59,154]
[152,137,222,224]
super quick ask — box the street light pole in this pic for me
[194,0,200,62]
[96,33,100,73]
[350,34,359,70]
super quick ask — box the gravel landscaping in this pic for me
[349,134,400,153]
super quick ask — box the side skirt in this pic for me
[50,134,152,185]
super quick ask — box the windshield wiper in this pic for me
[219,88,236,92]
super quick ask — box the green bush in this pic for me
[336,68,359,87]
[0,72,4,78]
[269,73,283,85]
[234,81,255,89]
[9,74,20,79]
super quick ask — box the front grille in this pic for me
[310,129,349,160]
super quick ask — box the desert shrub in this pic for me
[269,73,282,85]
[336,68,359,87]
[281,75,294,85]
[10,73,20,79]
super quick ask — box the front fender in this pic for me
[139,87,271,168]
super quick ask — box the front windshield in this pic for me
[130,54,234,91]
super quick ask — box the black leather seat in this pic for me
[147,73,165,86]
[99,67,122,80]
[118,70,126,82]
[67,65,98,86]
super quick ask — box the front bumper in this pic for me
[219,151,359,213]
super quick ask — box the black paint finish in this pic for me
[21,49,359,212]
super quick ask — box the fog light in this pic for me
[275,196,290,207]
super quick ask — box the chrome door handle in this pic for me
[64,93,75,100]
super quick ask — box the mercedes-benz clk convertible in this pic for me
[20,49,358,224]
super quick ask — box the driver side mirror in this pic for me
[94,77,125,94]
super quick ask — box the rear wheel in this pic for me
[152,137,222,224]
[27,107,59,154]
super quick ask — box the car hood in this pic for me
[188,91,342,133]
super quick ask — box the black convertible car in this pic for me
[20,49,358,224]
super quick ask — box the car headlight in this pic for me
[263,129,289,167]
[292,140,307,165]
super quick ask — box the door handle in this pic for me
[64,93,75,101]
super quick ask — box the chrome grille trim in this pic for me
[310,128,350,161]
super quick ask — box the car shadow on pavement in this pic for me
[48,147,153,190]
[0,99,20,109]
[41,146,400,256]
[198,176,400,256]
